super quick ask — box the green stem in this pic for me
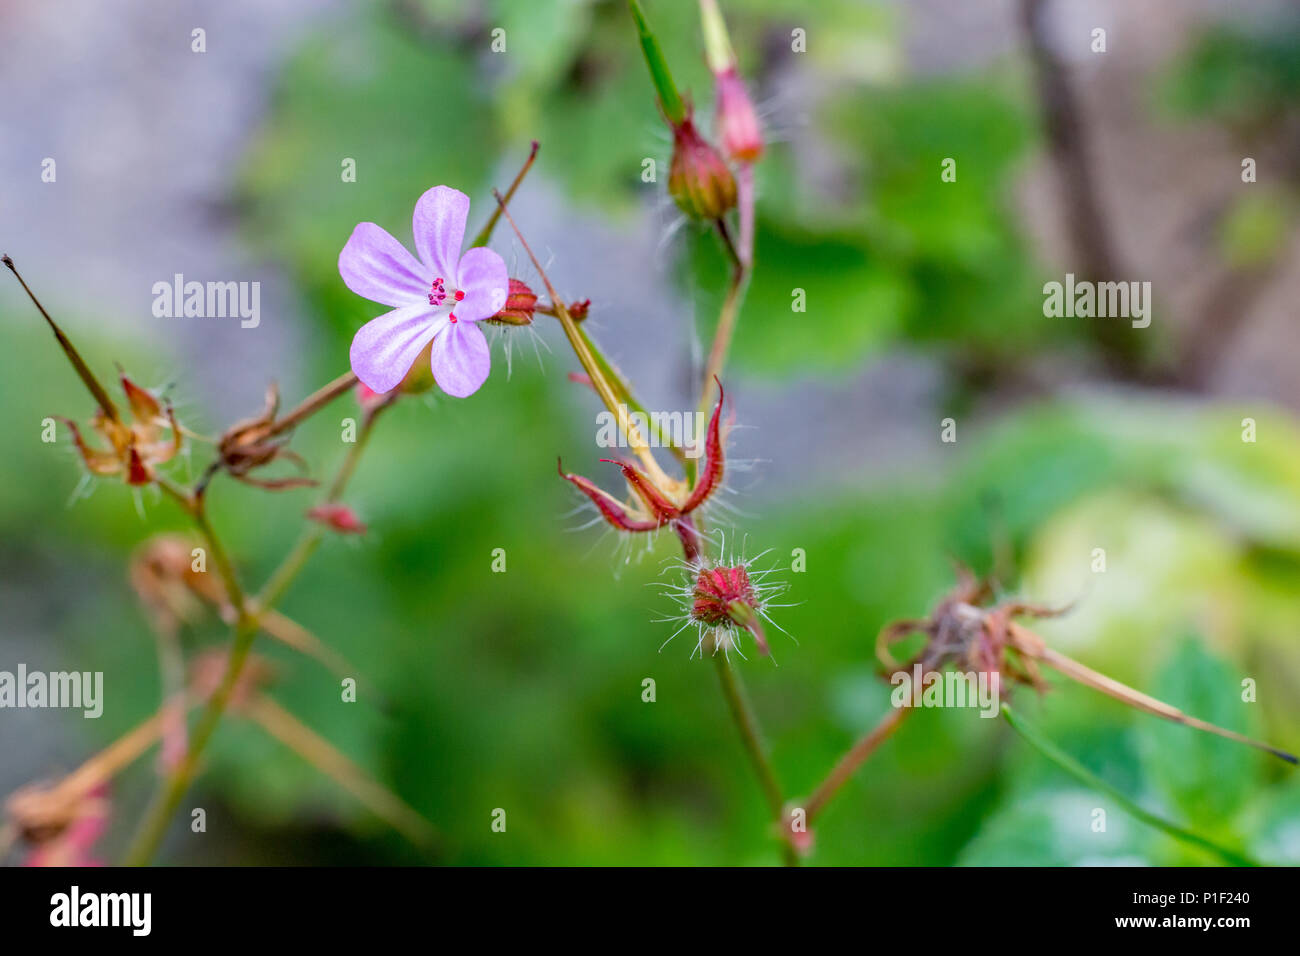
[123,399,392,865]
[712,649,796,865]
[576,325,685,465]
[5,255,121,422]
[628,0,687,125]
[803,705,910,824]
[470,141,539,249]
[696,220,748,420]
[122,617,258,866]
[1000,703,1259,867]
[492,192,675,490]
[260,397,393,611]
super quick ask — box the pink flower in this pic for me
[339,186,509,398]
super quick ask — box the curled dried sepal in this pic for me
[558,458,660,532]
[217,384,317,491]
[558,380,728,542]
[879,572,1298,765]
[600,458,679,522]
[59,373,182,486]
[681,377,725,513]
[130,535,214,633]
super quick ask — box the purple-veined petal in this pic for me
[430,320,490,398]
[338,223,430,307]
[453,246,509,322]
[412,185,470,279]
[349,303,445,394]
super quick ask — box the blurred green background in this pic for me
[4,0,1300,865]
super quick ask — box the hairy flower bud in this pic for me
[668,116,737,221]
[715,68,764,162]
[487,278,538,326]
[692,564,757,628]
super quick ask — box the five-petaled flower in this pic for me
[339,186,509,398]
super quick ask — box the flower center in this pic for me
[428,277,446,306]
[430,279,468,319]
[429,278,465,306]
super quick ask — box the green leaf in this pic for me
[1139,637,1260,827]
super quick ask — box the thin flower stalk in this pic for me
[246,694,436,849]
[1000,702,1258,867]
[492,191,676,492]
[122,395,395,866]
[802,706,911,824]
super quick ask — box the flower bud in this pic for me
[715,68,764,162]
[306,503,367,535]
[668,116,737,221]
[400,340,436,394]
[356,381,388,412]
[691,564,757,628]
[487,278,538,326]
[566,298,591,322]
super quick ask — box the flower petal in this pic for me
[338,223,430,307]
[430,320,490,398]
[349,303,444,394]
[412,185,470,279]
[453,247,509,322]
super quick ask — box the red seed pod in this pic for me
[487,278,538,326]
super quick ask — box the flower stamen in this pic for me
[428,277,447,307]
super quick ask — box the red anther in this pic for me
[429,277,448,307]
[449,314,458,323]
[454,290,465,301]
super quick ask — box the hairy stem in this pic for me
[470,141,539,249]
[266,370,359,440]
[697,219,747,419]
[710,643,796,865]
[493,192,675,490]
[4,255,121,422]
